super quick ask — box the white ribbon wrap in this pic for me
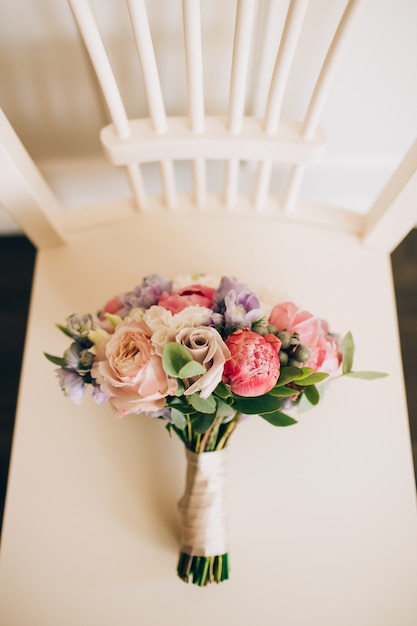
[178,448,228,557]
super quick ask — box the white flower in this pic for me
[143,305,213,355]
[172,274,220,290]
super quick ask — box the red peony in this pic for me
[222,329,281,397]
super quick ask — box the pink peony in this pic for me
[222,330,281,397]
[268,302,341,375]
[91,319,176,418]
[158,284,215,314]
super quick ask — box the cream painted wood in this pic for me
[0,213,417,625]
[363,137,417,253]
[0,109,65,249]
[0,1,417,623]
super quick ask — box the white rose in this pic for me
[144,305,212,355]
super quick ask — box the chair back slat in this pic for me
[228,0,256,135]
[255,0,308,210]
[182,0,205,134]
[283,0,364,213]
[126,0,167,133]
[69,0,130,139]
[264,0,308,135]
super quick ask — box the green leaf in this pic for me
[214,398,236,419]
[259,411,298,427]
[232,394,281,415]
[296,372,329,386]
[274,366,303,386]
[170,407,187,430]
[178,360,206,379]
[188,393,217,414]
[174,380,186,396]
[44,352,66,367]
[56,323,73,338]
[295,367,314,380]
[213,382,233,400]
[168,398,195,414]
[304,384,320,405]
[190,412,216,434]
[347,370,388,380]
[162,343,192,377]
[269,386,299,398]
[342,331,355,374]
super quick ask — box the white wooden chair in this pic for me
[1,1,416,624]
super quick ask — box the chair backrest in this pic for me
[0,0,415,252]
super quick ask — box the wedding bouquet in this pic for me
[45,274,384,586]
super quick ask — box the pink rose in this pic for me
[158,284,215,314]
[268,302,341,375]
[222,330,281,397]
[91,319,176,418]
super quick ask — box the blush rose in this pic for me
[91,319,176,418]
[268,302,341,375]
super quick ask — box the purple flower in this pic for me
[56,368,86,404]
[66,314,94,347]
[122,274,172,311]
[92,385,109,404]
[213,276,263,331]
[64,343,94,373]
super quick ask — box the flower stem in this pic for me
[216,413,241,450]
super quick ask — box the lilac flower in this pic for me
[64,343,94,373]
[92,385,109,404]
[66,314,94,347]
[122,274,172,311]
[56,368,86,404]
[213,276,263,331]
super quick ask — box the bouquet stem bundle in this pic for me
[173,414,239,586]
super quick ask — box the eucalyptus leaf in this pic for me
[296,372,329,386]
[232,394,281,415]
[259,411,298,427]
[191,412,216,434]
[189,393,217,414]
[342,331,355,374]
[162,343,192,377]
[214,382,233,399]
[304,384,320,405]
[174,380,186,396]
[269,386,299,398]
[168,399,196,414]
[215,397,236,419]
[178,360,206,379]
[274,366,302,386]
[347,370,388,380]
[44,352,66,367]
[170,407,187,430]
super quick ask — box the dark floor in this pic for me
[0,232,416,535]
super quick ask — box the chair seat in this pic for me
[1,211,416,625]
